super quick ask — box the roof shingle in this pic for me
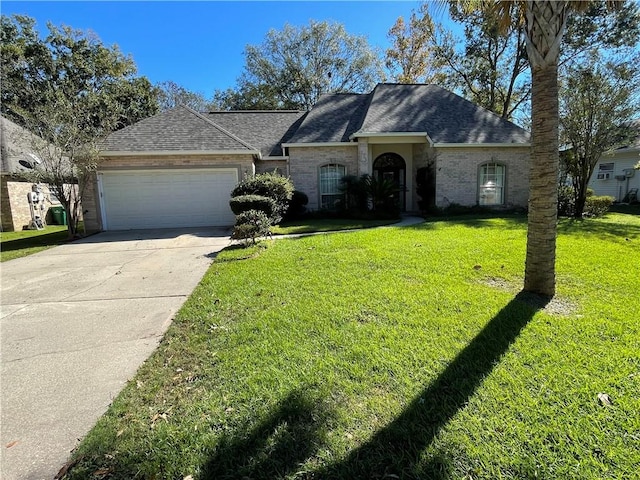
[207,111,306,156]
[102,105,256,153]
[358,84,530,144]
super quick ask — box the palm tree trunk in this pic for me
[524,62,559,296]
[523,1,569,297]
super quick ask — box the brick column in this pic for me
[358,138,370,176]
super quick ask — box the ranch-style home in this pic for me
[83,83,531,231]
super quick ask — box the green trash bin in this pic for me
[50,206,67,225]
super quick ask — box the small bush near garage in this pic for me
[231,209,271,245]
[231,172,294,224]
[229,195,277,218]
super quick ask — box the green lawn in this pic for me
[271,217,399,235]
[63,212,639,480]
[0,225,69,262]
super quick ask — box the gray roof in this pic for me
[100,84,530,157]
[287,94,369,143]
[358,84,530,144]
[207,111,306,156]
[102,105,257,153]
[1,116,43,175]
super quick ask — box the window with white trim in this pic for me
[479,162,505,205]
[320,164,345,210]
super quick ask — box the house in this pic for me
[84,84,530,231]
[587,120,639,202]
[0,116,62,231]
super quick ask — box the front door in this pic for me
[373,153,406,211]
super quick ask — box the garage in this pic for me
[98,168,238,230]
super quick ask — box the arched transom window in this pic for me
[479,162,505,205]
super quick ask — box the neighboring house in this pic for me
[85,83,530,231]
[587,120,640,202]
[0,116,62,231]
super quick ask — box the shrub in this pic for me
[285,190,309,220]
[584,195,614,217]
[230,172,294,224]
[558,185,575,217]
[231,210,271,245]
[229,195,276,218]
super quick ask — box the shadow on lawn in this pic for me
[0,230,69,252]
[200,292,548,479]
[202,389,334,479]
[315,290,550,479]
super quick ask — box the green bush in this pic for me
[558,185,575,217]
[229,195,276,218]
[285,190,309,220]
[584,195,614,217]
[230,172,294,224]
[231,210,271,245]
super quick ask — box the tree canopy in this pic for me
[157,80,216,112]
[0,14,159,236]
[214,20,384,110]
[1,14,158,133]
[560,55,640,217]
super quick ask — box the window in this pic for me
[599,162,614,172]
[320,164,345,210]
[479,163,505,205]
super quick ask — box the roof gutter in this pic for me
[101,150,261,157]
[433,143,531,148]
[348,131,434,146]
[281,142,357,148]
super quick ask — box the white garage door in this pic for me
[99,169,238,230]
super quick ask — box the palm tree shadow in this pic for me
[319,290,550,479]
[202,389,333,479]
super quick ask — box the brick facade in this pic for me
[435,146,530,208]
[1,178,64,231]
[288,146,358,211]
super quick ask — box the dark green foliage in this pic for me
[584,195,614,217]
[340,175,369,213]
[229,195,276,218]
[231,210,271,245]
[230,172,294,224]
[362,174,400,215]
[559,185,612,218]
[285,190,309,220]
[557,185,575,217]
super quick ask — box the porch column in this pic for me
[357,138,371,176]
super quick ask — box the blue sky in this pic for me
[1,1,447,98]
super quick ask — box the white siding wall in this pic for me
[588,150,640,201]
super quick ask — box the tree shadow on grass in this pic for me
[0,230,69,252]
[317,291,550,479]
[202,388,334,479]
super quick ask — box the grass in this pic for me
[63,212,639,479]
[271,217,399,235]
[0,225,69,262]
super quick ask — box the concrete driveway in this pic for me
[1,228,231,480]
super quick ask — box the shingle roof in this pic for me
[102,105,257,153]
[287,93,370,143]
[358,84,530,144]
[207,111,306,156]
